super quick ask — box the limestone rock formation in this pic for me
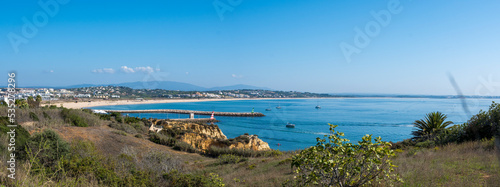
[148,119,270,151]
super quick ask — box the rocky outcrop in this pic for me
[228,134,271,151]
[148,119,270,151]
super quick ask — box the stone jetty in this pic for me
[104,109,265,117]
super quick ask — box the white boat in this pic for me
[286,122,295,128]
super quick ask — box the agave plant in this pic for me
[412,112,453,139]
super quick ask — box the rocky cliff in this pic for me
[149,119,270,151]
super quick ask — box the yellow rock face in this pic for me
[228,135,271,151]
[149,119,270,151]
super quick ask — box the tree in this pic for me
[412,112,453,139]
[291,124,401,186]
[27,96,41,108]
[15,99,29,109]
[36,95,42,102]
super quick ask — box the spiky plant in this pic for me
[412,112,453,139]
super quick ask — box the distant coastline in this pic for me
[42,96,500,109]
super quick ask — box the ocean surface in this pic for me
[90,98,500,151]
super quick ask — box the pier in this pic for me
[167,118,220,123]
[104,109,265,117]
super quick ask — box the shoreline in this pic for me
[43,96,495,109]
[42,97,326,109]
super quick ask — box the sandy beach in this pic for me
[42,97,323,109]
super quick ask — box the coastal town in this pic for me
[0,85,332,103]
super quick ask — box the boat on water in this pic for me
[286,122,295,128]
[315,105,321,109]
[276,106,281,109]
[265,108,272,111]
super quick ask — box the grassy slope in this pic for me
[394,139,500,186]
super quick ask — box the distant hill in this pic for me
[208,84,270,91]
[17,81,270,91]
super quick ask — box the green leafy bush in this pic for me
[462,102,500,141]
[42,111,51,120]
[149,132,178,146]
[173,141,198,153]
[292,124,401,186]
[109,122,137,134]
[0,117,30,156]
[218,154,248,165]
[205,146,282,158]
[29,112,39,121]
[20,129,70,173]
[61,108,88,127]
[112,130,127,136]
[110,112,123,123]
[415,140,436,148]
[163,170,225,187]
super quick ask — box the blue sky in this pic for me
[2,0,500,95]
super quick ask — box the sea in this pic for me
[90,98,500,151]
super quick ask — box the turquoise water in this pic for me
[91,98,500,151]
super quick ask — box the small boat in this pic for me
[315,105,321,109]
[286,122,295,128]
[276,106,281,109]
[265,108,272,111]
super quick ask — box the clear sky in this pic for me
[2,0,500,95]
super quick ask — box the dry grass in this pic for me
[0,106,104,132]
[393,139,500,186]
[199,154,294,187]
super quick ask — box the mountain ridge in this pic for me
[13,81,271,91]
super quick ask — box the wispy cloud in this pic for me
[120,66,135,73]
[92,68,115,74]
[121,66,160,74]
[231,74,243,79]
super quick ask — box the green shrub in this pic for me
[278,158,292,166]
[218,154,247,165]
[173,141,198,153]
[61,108,88,127]
[292,124,401,186]
[42,111,51,120]
[149,132,178,146]
[0,117,30,156]
[247,164,256,170]
[205,146,282,158]
[109,122,137,134]
[134,134,143,138]
[29,112,39,121]
[163,170,225,187]
[124,116,141,124]
[462,102,500,141]
[415,140,436,148]
[20,129,70,173]
[112,131,127,136]
[110,112,123,123]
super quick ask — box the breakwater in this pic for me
[105,109,265,117]
[167,118,220,123]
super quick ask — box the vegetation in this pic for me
[217,154,248,165]
[292,124,401,186]
[61,108,89,127]
[412,111,453,140]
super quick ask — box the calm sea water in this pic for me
[90,98,500,151]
